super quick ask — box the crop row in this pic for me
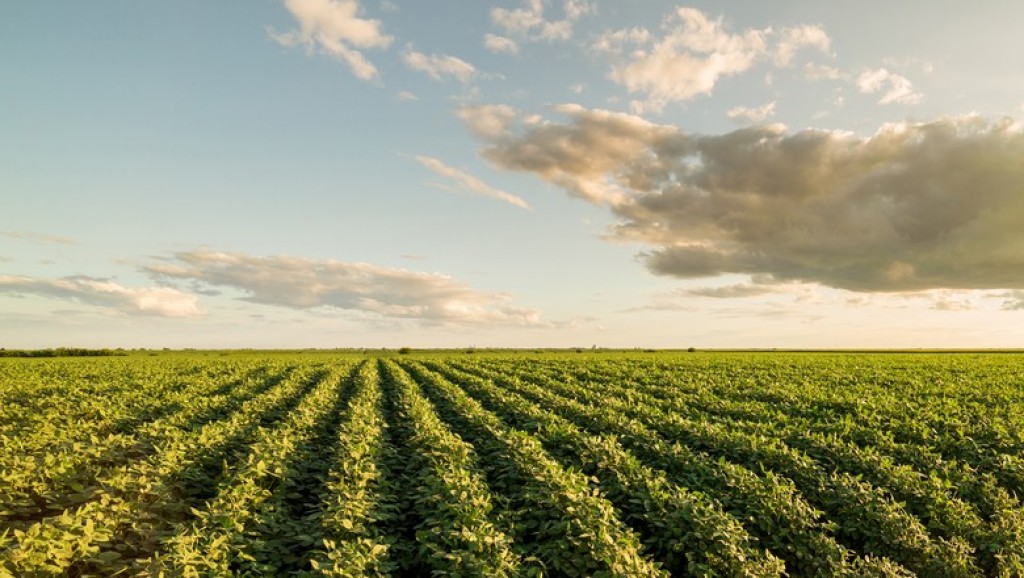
[2,353,1023,577]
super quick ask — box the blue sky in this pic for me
[3,1,1024,348]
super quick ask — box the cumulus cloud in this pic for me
[270,0,392,81]
[462,103,1024,293]
[459,102,680,205]
[596,8,831,111]
[415,155,531,210]
[726,101,776,124]
[402,48,477,83]
[0,275,202,317]
[857,68,922,105]
[491,0,593,44]
[144,250,543,326]
[484,34,520,55]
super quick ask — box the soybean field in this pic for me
[2,351,1024,577]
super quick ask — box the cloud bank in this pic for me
[0,276,202,318]
[462,103,1024,292]
[271,0,392,80]
[145,250,543,325]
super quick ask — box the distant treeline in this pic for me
[0,348,127,358]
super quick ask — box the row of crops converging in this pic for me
[2,353,1024,577]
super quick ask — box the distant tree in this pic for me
[398,347,412,355]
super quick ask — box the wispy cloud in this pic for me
[929,293,979,311]
[595,7,831,112]
[804,63,842,81]
[145,249,544,326]
[402,48,478,83]
[857,67,922,105]
[681,283,780,299]
[483,33,519,55]
[1,231,76,246]
[464,103,1024,293]
[270,0,392,81]
[0,275,202,317]
[415,155,531,210]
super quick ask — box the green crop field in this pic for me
[2,352,1023,577]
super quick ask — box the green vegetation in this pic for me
[1,351,1023,576]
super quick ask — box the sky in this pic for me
[3,0,1024,349]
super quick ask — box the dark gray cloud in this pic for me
[462,103,1024,292]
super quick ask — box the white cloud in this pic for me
[464,103,1024,293]
[857,68,922,105]
[484,34,520,55]
[491,0,592,43]
[726,101,776,124]
[402,48,477,83]
[145,250,544,326]
[415,155,531,210]
[397,90,418,101]
[0,275,202,318]
[270,0,392,81]
[596,8,831,111]
[774,25,831,65]
[600,8,767,111]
